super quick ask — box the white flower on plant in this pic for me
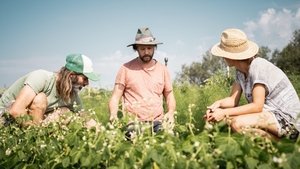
[188,104,195,114]
[58,135,64,141]
[193,141,200,147]
[204,122,213,130]
[111,130,117,135]
[108,124,114,130]
[5,148,11,156]
[214,148,222,155]
[273,153,287,164]
[125,151,130,158]
[100,126,106,131]
[40,144,47,149]
[88,142,95,148]
[273,156,282,163]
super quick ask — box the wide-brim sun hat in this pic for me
[65,54,100,81]
[127,27,163,47]
[211,28,259,60]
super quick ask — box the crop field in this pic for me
[0,73,299,169]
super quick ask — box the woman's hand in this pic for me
[204,101,221,120]
[205,108,227,122]
[207,101,221,112]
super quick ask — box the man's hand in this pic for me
[164,112,174,123]
[109,113,118,122]
[163,111,175,131]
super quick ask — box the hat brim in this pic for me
[83,72,100,81]
[127,42,163,47]
[211,40,259,60]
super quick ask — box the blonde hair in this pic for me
[56,67,75,103]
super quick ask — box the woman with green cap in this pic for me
[0,54,99,126]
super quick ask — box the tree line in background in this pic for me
[175,29,300,85]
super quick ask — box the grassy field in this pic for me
[0,73,299,168]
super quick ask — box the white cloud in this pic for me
[244,7,300,50]
[296,8,300,18]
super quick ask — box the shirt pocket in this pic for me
[152,80,164,95]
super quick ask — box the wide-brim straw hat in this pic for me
[127,27,163,47]
[211,28,259,60]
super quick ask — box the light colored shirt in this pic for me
[115,58,173,121]
[236,57,300,131]
[0,69,81,114]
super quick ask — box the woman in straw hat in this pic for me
[205,28,300,139]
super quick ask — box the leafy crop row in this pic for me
[0,73,299,168]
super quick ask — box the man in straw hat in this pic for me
[109,27,176,138]
[0,54,100,126]
[205,28,300,140]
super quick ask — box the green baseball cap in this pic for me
[65,54,100,81]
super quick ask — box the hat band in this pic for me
[220,40,248,53]
[136,37,155,43]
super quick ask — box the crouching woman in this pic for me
[205,28,300,140]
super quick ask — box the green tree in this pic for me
[175,51,226,85]
[257,46,271,61]
[270,49,280,65]
[175,46,272,85]
[276,29,300,74]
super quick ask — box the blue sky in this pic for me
[1,0,300,89]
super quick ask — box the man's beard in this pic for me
[139,54,153,63]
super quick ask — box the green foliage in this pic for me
[275,29,300,75]
[257,46,271,61]
[288,74,300,96]
[1,73,299,168]
[1,27,300,169]
[80,87,112,122]
[175,51,227,85]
